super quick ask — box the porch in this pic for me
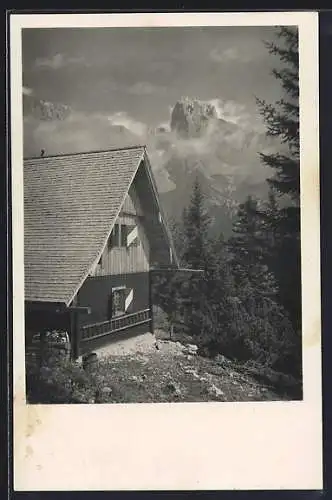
[78,308,152,355]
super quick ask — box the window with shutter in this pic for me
[109,223,139,248]
[126,225,139,247]
[109,287,134,317]
[111,287,126,317]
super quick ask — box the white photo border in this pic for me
[11,11,322,491]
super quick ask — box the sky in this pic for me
[22,26,283,131]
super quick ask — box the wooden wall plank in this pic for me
[91,186,150,276]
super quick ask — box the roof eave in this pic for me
[142,149,180,269]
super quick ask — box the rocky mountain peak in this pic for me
[23,93,72,122]
[170,97,218,138]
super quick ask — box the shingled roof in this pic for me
[24,146,151,305]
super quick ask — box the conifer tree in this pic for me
[256,26,299,201]
[227,195,298,373]
[180,177,212,337]
[228,195,277,299]
[256,26,301,332]
[182,177,211,270]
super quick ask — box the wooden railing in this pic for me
[81,308,151,342]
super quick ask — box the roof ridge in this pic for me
[24,144,146,161]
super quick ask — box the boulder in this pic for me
[183,344,198,356]
[208,384,224,398]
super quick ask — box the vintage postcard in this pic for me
[11,11,322,491]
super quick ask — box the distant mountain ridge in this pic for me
[23,93,277,236]
[23,93,71,122]
[170,97,220,138]
[147,97,277,236]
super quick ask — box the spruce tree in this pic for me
[227,195,297,373]
[256,26,299,201]
[182,177,211,270]
[180,177,212,338]
[256,26,301,333]
[152,179,213,340]
[228,195,277,298]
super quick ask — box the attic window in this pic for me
[120,225,128,247]
[109,224,120,247]
[109,223,139,248]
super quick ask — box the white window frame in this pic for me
[111,286,134,317]
[110,223,139,248]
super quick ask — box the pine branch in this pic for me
[271,68,299,99]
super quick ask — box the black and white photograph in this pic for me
[23,22,304,404]
[11,11,322,492]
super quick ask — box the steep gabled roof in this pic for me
[24,145,176,305]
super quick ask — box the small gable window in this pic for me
[109,223,120,248]
[120,224,128,247]
[109,223,139,248]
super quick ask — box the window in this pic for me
[120,224,128,247]
[108,287,134,318]
[109,224,119,248]
[126,225,139,247]
[109,223,139,248]
[112,288,126,317]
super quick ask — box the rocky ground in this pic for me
[88,331,290,403]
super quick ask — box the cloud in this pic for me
[23,86,33,96]
[155,122,171,133]
[23,107,148,158]
[206,98,264,132]
[208,98,249,124]
[210,46,252,64]
[107,111,148,137]
[127,81,166,96]
[34,53,89,70]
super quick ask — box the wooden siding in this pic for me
[89,163,174,277]
[122,184,144,216]
[134,163,173,267]
[77,272,150,327]
[91,184,150,276]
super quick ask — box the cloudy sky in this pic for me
[22,26,283,133]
